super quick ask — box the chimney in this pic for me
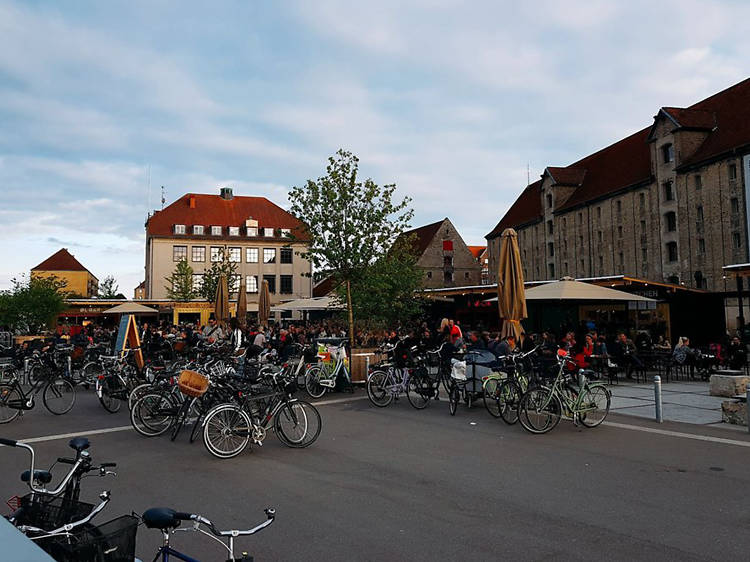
[220,187,234,200]
[189,195,196,209]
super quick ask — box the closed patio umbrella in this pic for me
[237,277,248,327]
[497,228,527,339]
[258,279,271,327]
[214,274,229,328]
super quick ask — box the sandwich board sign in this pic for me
[114,314,144,370]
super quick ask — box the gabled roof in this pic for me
[312,276,338,298]
[545,167,586,186]
[467,246,486,260]
[661,107,716,131]
[398,219,446,258]
[146,193,307,239]
[486,181,542,239]
[32,248,94,276]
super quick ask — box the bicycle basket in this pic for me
[178,369,209,397]
[18,493,94,531]
[44,514,139,562]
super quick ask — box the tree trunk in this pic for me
[346,279,355,353]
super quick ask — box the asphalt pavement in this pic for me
[1,389,750,561]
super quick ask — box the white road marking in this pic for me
[314,395,369,406]
[602,421,750,448]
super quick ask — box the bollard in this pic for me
[654,375,663,423]
[365,356,370,381]
[746,386,750,434]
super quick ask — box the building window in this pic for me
[464,271,470,279]
[666,241,678,262]
[639,192,646,210]
[192,274,203,291]
[733,232,742,249]
[694,175,702,190]
[578,212,583,223]
[263,275,276,294]
[228,247,241,262]
[263,228,274,238]
[211,226,222,236]
[280,228,291,237]
[562,217,567,230]
[173,245,187,262]
[698,238,706,255]
[548,263,555,279]
[193,225,204,235]
[280,275,293,294]
[663,181,674,201]
[174,224,186,235]
[247,227,258,237]
[580,259,584,270]
[617,226,623,238]
[665,212,677,232]
[579,235,583,247]
[546,193,553,208]
[661,143,674,163]
[547,220,553,235]
[229,274,240,293]
[444,255,453,268]
[228,226,240,236]
[210,246,223,262]
[280,247,293,264]
[246,275,258,293]
[618,252,624,270]
[444,270,453,284]
[729,163,738,180]
[598,255,603,271]
[246,247,258,263]
[443,240,453,251]
[597,231,603,244]
[426,271,432,279]
[548,242,554,257]
[263,248,276,263]
[731,197,740,214]
[597,207,601,220]
[696,205,704,223]
[192,246,205,262]
[641,248,648,262]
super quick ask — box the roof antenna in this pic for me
[527,162,530,186]
[146,164,151,217]
[161,186,166,210]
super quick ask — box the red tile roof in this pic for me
[661,107,716,130]
[467,246,486,260]
[486,181,542,239]
[312,276,338,297]
[32,248,94,276]
[146,193,308,239]
[398,219,446,257]
[546,167,586,186]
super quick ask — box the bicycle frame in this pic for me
[539,360,601,417]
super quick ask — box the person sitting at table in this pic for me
[672,336,695,366]
[572,335,594,370]
[727,336,746,370]
[654,335,671,352]
[612,332,644,380]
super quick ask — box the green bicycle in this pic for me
[518,350,611,434]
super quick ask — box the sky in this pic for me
[2,0,750,295]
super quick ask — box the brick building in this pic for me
[144,187,312,317]
[487,78,750,295]
[31,248,99,298]
[398,218,481,288]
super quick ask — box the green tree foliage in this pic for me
[337,236,424,330]
[98,275,120,299]
[288,149,414,348]
[198,247,238,301]
[165,259,196,301]
[0,274,68,334]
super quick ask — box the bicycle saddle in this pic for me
[69,437,90,452]
[142,507,191,530]
[21,469,52,485]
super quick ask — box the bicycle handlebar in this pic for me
[176,508,276,538]
[0,437,18,447]
[22,490,111,537]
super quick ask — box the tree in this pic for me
[288,149,414,349]
[337,235,424,330]
[98,275,120,299]
[198,247,238,301]
[0,274,68,334]
[165,259,196,301]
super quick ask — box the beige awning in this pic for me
[487,277,656,302]
[102,302,159,314]
[271,296,345,312]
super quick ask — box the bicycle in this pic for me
[142,505,275,562]
[0,362,75,423]
[96,349,144,413]
[304,343,352,398]
[482,346,539,424]
[518,350,611,434]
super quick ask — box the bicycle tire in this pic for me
[0,384,22,424]
[275,400,321,448]
[518,386,561,434]
[130,392,175,437]
[42,377,75,415]
[97,376,122,414]
[202,404,251,459]
[304,366,327,399]
[366,370,393,407]
[81,361,104,383]
[407,374,431,410]
[449,384,459,416]
[482,377,502,418]
[128,383,154,411]
[578,384,611,428]
[498,380,521,426]
[27,365,44,386]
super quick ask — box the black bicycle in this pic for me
[0,359,75,423]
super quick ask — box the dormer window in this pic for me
[280,228,291,237]
[211,225,222,236]
[228,226,240,236]
[546,194,552,208]
[247,227,258,237]
[174,224,186,235]
[661,143,674,164]
[193,225,204,235]
[263,228,274,237]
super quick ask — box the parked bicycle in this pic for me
[304,342,352,398]
[0,360,75,423]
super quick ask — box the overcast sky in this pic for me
[2,1,750,294]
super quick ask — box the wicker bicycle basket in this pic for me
[178,369,209,397]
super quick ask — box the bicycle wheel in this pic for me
[483,377,502,418]
[498,380,521,426]
[27,365,44,386]
[81,361,104,383]
[366,370,393,407]
[128,383,154,411]
[0,384,22,424]
[97,376,122,414]
[42,377,75,415]
[203,404,251,459]
[578,384,611,428]
[448,383,459,416]
[275,400,322,448]
[519,387,561,434]
[130,392,175,437]
[407,374,431,410]
[304,367,327,399]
